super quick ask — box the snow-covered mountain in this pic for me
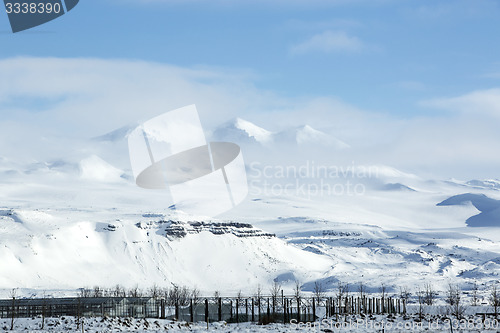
[79,155,126,182]
[212,118,273,145]
[437,193,500,227]
[92,124,137,143]
[0,209,331,296]
[274,125,350,148]
[212,118,349,149]
[465,179,500,190]
[2,121,500,299]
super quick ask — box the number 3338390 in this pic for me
[5,2,62,14]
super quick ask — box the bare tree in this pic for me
[179,286,191,305]
[180,286,190,305]
[336,281,349,315]
[445,283,460,305]
[379,284,388,312]
[380,284,387,300]
[41,299,47,330]
[255,284,263,313]
[446,283,458,306]
[78,288,92,298]
[470,281,480,306]
[270,281,282,300]
[214,290,221,299]
[128,285,142,298]
[424,283,435,305]
[191,287,201,306]
[112,284,126,298]
[270,281,282,312]
[416,287,425,320]
[93,286,103,298]
[167,284,190,306]
[313,281,326,302]
[336,282,349,300]
[148,284,161,299]
[489,284,500,317]
[10,288,17,331]
[40,291,47,330]
[399,286,411,303]
[294,280,302,301]
[162,287,169,300]
[446,283,465,319]
[358,282,366,300]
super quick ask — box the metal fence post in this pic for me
[190,299,194,322]
[266,298,270,318]
[251,298,255,322]
[236,299,239,323]
[312,298,316,321]
[218,298,222,322]
[205,299,209,326]
[283,298,287,324]
[297,298,300,322]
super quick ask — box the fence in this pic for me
[0,295,406,323]
[0,297,159,319]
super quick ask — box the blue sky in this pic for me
[1,0,500,178]
[2,0,500,117]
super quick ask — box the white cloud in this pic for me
[0,57,280,136]
[1,57,500,179]
[421,88,500,117]
[290,30,365,55]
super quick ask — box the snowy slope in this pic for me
[2,158,500,298]
[0,208,332,295]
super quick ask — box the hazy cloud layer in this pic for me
[422,88,500,118]
[0,57,499,179]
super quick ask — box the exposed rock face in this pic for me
[135,220,276,239]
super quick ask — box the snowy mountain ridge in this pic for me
[211,117,349,148]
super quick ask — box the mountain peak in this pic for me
[213,117,273,144]
[92,124,138,143]
[277,124,350,148]
[213,119,350,149]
